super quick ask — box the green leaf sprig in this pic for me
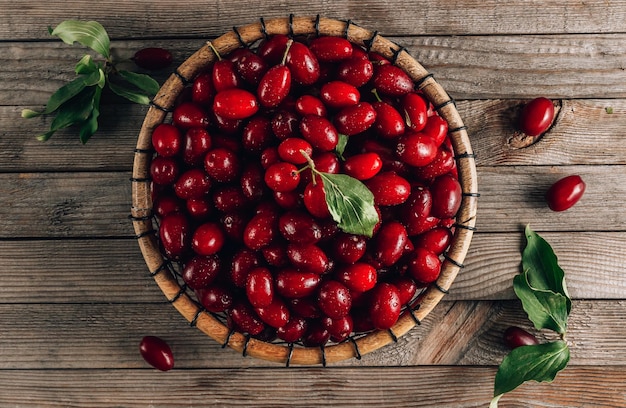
[300,150,379,237]
[22,20,160,143]
[491,225,572,407]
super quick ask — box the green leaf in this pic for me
[37,86,97,141]
[75,54,98,74]
[50,20,110,59]
[318,172,379,237]
[28,76,88,118]
[335,133,349,161]
[513,272,569,334]
[78,86,102,144]
[522,225,572,314]
[108,81,152,105]
[493,341,570,398]
[117,70,160,96]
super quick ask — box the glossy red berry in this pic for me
[191,222,225,256]
[519,97,555,136]
[503,326,540,349]
[139,336,174,371]
[317,280,352,319]
[430,174,462,218]
[264,162,300,192]
[368,283,401,330]
[246,267,275,308]
[152,123,182,157]
[212,89,259,120]
[334,102,377,136]
[286,41,320,85]
[545,175,585,211]
[343,152,383,180]
[320,81,360,110]
[373,64,414,96]
[309,36,353,62]
[408,247,442,285]
[133,48,173,70]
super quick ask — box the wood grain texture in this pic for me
[4,99,625,171]
[0,300,623,369]
[3,34,625,107]
[1,232,623,304]
[0,366,623,407]
[2,0,626,39]
[2,166,624,238]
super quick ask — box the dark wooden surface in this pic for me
[1,1,625,406]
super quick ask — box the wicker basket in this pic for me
[131,15,478,366]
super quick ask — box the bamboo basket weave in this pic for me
[131,15,478,366]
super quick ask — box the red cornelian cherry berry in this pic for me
[503,326,540,349]
[372,101,406,139]
[402,92,429,131]
[243,212,278,251]
[159,212,190,260]
[182,254,221,290]
[255,297,291,329]
[174,168,212,200]
[334,102,377,136]
[277,316,308,343]
[279,210,323,245]
[264,162,301,192]
[395,131,438,167]
[336,262,377,292]
[191,222,225,256]
[228,300,266,335]
[303,180,331,219]
[373,64,414,96]
[287,243,329,275]
[198,283,234,313]
[317,280,352,319]
[343,152,383,181]
[275,269,322,299]
[172,101,210,129]
[299,115,339,151]
[257,34,290,65]
[545,175,585,212]
[152,123,182,157]
[519,97,555,136]
[204,147,241,183]
[133,47,173,70]
[139,336,174,371]
[295,95,327,117]
[309,36,353,62]
[408,247,442,285]
[368,282,402,330]
[150,156,179,185]
[235,51,269,85]
[212,58,243,92]
[337,57,374,87]
[430,174,463,219]
[320,80,360,110]
[182,128,212,166]
[246,267,275,308]
[372,221,409,267]
[212,88,259,120]
[366,171,411,206]
[277,138,313,165]
[421,115,449,147]
[286,41,320,85]
[191,72,215,106]
[413,226,453,255]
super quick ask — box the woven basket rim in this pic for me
[131,15,478,366]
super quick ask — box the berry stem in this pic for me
[206,41,222,61]
[281,39,294,66]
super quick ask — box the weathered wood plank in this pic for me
[0,239,163,303]
[0,300,623,369]
[2,0,626,39]
[0,172,132,238]
[3,34,626,107]
[1,165,623,238]
[476,165,626,232]
[0,366,624,408]
[6,98,626,172]
[4,99,626,172]
[1,232,623,304]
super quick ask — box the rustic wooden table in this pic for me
[2,1,625,407]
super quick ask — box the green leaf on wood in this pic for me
[117,70,160,96]
[36,86,97,141]
[493,341,570,399]
[513,272,569,334]
[50,20,110,59]
[108,81,152,105]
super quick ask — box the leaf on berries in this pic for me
[50,20,110,59]
[492,341,570,406]
[335,133,349,161]
[318,172,379,237]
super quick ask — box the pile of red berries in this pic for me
[149,34,462,346]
